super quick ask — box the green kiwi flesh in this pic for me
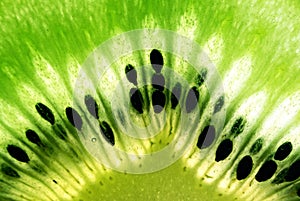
[1,0,300,201]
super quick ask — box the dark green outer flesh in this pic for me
[0,0,300,201]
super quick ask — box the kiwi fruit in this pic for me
[1,0,300,201]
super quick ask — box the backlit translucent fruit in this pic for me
[0,1,300,201]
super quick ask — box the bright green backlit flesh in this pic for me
[77,161,238,201]
[1,1,300,201]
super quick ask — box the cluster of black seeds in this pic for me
[2,49,300,198]
[212,116,297,187]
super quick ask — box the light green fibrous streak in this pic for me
[0,0,300,201]
[0,1,300,106]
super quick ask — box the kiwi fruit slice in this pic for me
[1,0,300,201]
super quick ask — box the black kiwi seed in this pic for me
[236,155,253,180]
[7,145,30,163]
[215,139,233,162]
[150,49,164,73]
[117,109,126,126]
[35,103,55,125]
[130,88,144,114]
[255,160,277,182]
[213,96,224,114]
[99,121,115,146]
[170,83,182,109]
[151,73,165,91]
[25,129,42,145]
[197,125,216,149]
[152,89,166,113]
[185,86,199,113]
[297,189,300,197]
[1,164,20,178]
[230,117,246,137]
[274,142,292,161]
[195,68,207,86]
[249,138,263,155]
[284,159,300,182]
[65,107,83,131]
[125,64,138,85]
[272,168,289,184]
[84,95,99,119]
[54,124,68,140]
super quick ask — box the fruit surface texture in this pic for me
[0,0,300,201]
